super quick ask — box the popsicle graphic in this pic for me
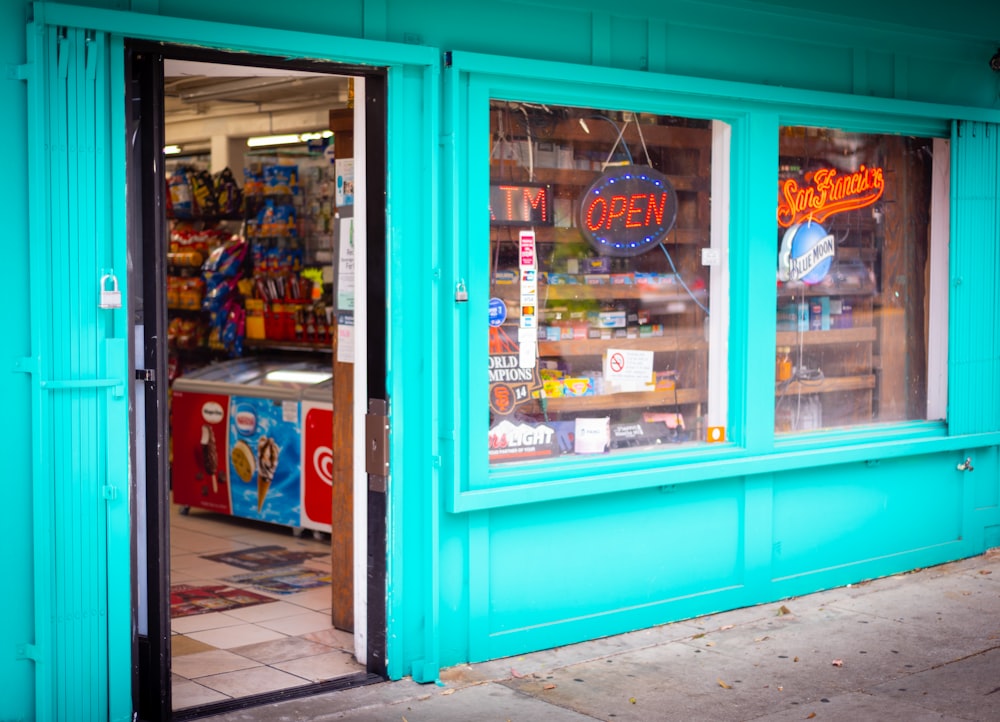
[200,424,219,494]
[257,436,280,512]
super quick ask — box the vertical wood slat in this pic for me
[950,121,1000,434]
[329,108,355,632]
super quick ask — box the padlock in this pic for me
[99,274,122,309]
[455,279,468,303]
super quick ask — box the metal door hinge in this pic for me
[6,63,31,81]
[365,399,389,479]
[135,368,156,382]
[16,643,39,661]
[13,356,39,375]
[102,485,118,501]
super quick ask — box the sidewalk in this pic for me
[202,549,1000,721]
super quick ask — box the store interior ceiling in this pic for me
[164,59,351,155]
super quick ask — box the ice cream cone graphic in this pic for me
[200,424,219,494]
[257,436,280,513]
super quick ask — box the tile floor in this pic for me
[170,504,364,710]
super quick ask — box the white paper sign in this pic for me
[337,218,355,312]
[519,230,536,270]
[604,348,655,392]
[335,158,354,206]
[336,315,355,363]
[517,327,537,368]
[574,417,610,454]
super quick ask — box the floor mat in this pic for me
[224,566,332,594]
[201,544,328,571]
[170,583,276,618]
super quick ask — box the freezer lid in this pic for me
[256,361,332,393]
[172,358,272,394]
[173,357,333,399]
[301,378,334,403]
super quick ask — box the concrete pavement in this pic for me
[200,548,1000,721]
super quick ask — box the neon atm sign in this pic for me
[490,183,553,226]
[777,165,885,228]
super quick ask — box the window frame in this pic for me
[443,50,975,514]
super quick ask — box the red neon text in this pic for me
[777,165,885,227]
[584,192,669,232]
[490,185,549,223]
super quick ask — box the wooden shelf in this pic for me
[489,111,712,149]
[490,225,706,245]
[777,283,876,298]
[776,327,877,346]
[525,387,705,414]
[493,167,709,193]
[539,333,707,357]
[539,284,707,304]
[244,338,333,353]
[776,374,875,396]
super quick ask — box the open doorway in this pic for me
[126,45,386,719]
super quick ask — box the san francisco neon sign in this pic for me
[777,165,885,228]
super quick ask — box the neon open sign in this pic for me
[579,165,677,257]
[777,165,884,228]
[490,183,553,226]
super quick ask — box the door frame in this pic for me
[126,42,390,718]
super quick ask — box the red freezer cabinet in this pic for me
[171,358,333,530]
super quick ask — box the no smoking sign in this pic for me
[604,348,655,393]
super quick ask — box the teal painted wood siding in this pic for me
[3,2,1000,719]
[22,21,131,721]
[950,121,1000,435]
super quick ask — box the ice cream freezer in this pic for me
[171,357,335,533]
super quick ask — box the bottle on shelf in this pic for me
[776,346,792,382]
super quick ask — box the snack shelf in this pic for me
[775,374,875,397]
[525,388,704,413]
[540,285,708,303]
[490,225,705,246]
[775,327,877,346]
[538,333,707,357]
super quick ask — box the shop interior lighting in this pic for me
[163,145,183,155]
[246,130,333,148]
[264,369,332,385]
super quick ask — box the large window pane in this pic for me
[487,102,725,463]
[775,127,937,432]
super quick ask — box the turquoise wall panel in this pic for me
[155,0,367,37]
[386,59,442,681]
[486,482,744,633]
[973,446,999,510]
[1,0,36,719]
[771,456,964,581]
[136,0,999,109]
[950,121,1000,435]
[665,26,855,95]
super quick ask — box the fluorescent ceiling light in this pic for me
[246,130,333,148]
[163,145,183,155]
[264,369,332,385]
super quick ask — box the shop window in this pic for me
[775,127,942,433]
[487,102,729,464]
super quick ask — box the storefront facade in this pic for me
[3,0,1000,719]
